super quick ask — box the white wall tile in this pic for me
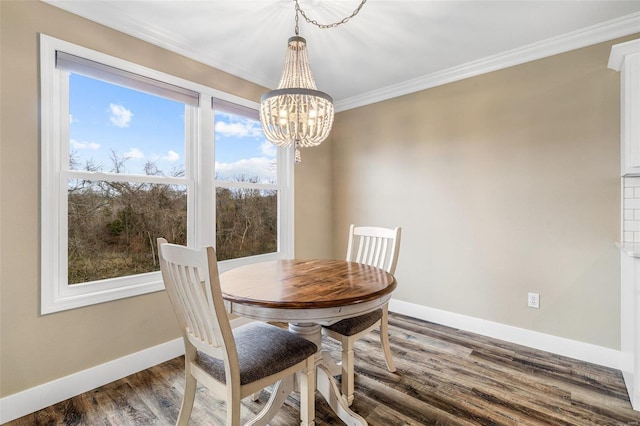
[621,181,640,238]
[625,199,640,209]
[625,221,640,231]
[625,177,640,187]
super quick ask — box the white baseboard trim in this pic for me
[0,338,183,424]
[389,299,621,370]
[0,316,253,424]
[1,305,621,423]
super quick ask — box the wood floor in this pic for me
[7,313,640,425]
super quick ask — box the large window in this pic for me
[40,35,293,314]
[214,100,280,261]
[66,72,189,285]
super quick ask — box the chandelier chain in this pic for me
[262,0,365,162]
[294,0,367,33]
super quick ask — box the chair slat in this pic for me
[379,238,389,269]
[170,264,202,340]
[372,237,383,268]
[348,225,400,273]
[158,238,316,425]
[189,266,216,346]
[182,265,209,342]
[327,224,402,405]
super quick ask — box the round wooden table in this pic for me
[220,259,397,426]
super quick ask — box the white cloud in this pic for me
[124,147,144,159]
[162,150,180,161]
[69,114,79,124]
[109,103,133,128]
[70,139,100,150]
[215,157,276,184]
[215,119,262,138]
[260,140,277,158]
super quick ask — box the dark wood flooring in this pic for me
[7,313,640,425]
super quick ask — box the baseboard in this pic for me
[389,299,621,370]
[0,316,253,424]
[1,305,621,423]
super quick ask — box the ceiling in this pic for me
[44,0,640,111]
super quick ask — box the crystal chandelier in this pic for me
[260,36,333,163]
[260,0,367,163]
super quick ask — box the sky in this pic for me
[69,73,277,184]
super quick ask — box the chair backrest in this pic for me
[345,225,401,274]
[157,238,238,370]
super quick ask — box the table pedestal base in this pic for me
[289,322,367,426]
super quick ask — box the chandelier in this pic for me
[260,0,367,163]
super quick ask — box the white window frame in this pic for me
[40,34,294,314]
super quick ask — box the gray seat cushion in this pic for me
[323,308,383,336]
[195,322,317,385]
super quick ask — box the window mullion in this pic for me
[59,70,70,291]
[196,95,215,249]
[279,145,295,259]
[214,180,278,191]
[65,170,190,186]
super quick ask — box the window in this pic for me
[213,99,281,261]
[40,35,293,314]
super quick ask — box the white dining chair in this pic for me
[157,238,317,426]
[321,224,401,406]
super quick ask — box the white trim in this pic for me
[196,94,215,249]
[41,3,640,113]
[610,39,640,176]
[40,33,201,314]
[335,12,640,112]
[389,299,621,370]
[0,300,623,423]
[608,38,640,71]
[0,339,183,424]
[39,34,294,314]
[278,145,295,260]
[41,0,277,92]
[0,317,252,424]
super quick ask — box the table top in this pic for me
[220,259,396,310]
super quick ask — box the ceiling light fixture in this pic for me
[260,0,367,163]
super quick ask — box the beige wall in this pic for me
[332,36,639,350]
[1,0,634,402]
[294,137,335,259]
[0,1,332,397]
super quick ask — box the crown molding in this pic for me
[335,12,640,112]
[43,1,639,112]
[42,0,277,90]
[608,38,640,70]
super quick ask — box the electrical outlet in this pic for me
[528,292,540,309]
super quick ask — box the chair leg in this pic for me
[299,358,316,426]
[380,308,396,373]
[176,372,196,426]
[340,337,355,407]
[227,391,242,426]
[246,377,294,426]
